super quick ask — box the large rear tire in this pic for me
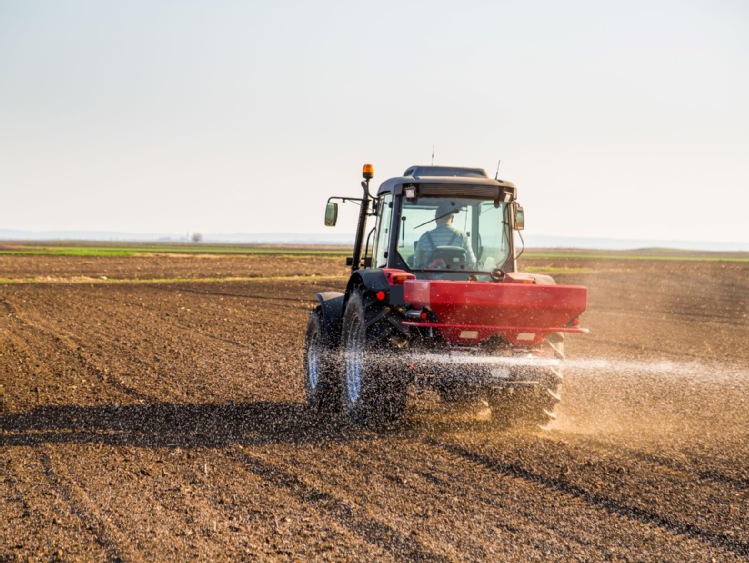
[341,289,407,427]
[304,307,340,415]
[489,333,564,429]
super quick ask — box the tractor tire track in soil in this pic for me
[428,438,748,558]
[558,434,749,491]
[230,448,448,562]
[5,300,154,406]
[2,255,748,560]
[34,444,142,562]
[267,436,614,560]
[1,446,113,560]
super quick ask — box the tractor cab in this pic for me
[327,164,522,282]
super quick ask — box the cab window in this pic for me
[373,193,393,268]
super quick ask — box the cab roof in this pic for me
[403,165,487,178]
[376,165,516,197]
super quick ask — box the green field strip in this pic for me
[1,244,745,262]
[0,278,39,284]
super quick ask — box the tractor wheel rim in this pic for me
[307,332,319,390]
[346,318,364,405]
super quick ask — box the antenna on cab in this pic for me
[494,159,501,180]
[431,145,435,165]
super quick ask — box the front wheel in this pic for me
[304,307,340,415]
[341,290,407,427]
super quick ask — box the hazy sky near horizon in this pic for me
[1,1,748,243]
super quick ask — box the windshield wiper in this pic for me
[414,210,454,230]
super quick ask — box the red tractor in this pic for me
[304,164,588,428]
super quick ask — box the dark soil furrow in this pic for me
[6,288,244,405]
[34,445,143,562]
[349,439,622,556]
[601,306,742,324]
[256,441,529,560]
[38,284,305,404]
[5,300,158,405]
[230,448,450,562]
[334,440,614,559]
[0,448,111,560]
[558,434,749,491]
[1,302,133,412]
[394,434,744,561]
[149,283,321,305]
[431,439,749,558]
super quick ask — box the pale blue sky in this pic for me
[1,1,747,243]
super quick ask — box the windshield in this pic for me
[396,197,512,275]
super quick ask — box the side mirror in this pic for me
[514,204,524,231]
[324,202,338,227]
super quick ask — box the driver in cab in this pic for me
[414,201,477,270]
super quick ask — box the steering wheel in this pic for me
[427,246,467,270]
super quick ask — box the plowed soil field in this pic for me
[1,252,748,561]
